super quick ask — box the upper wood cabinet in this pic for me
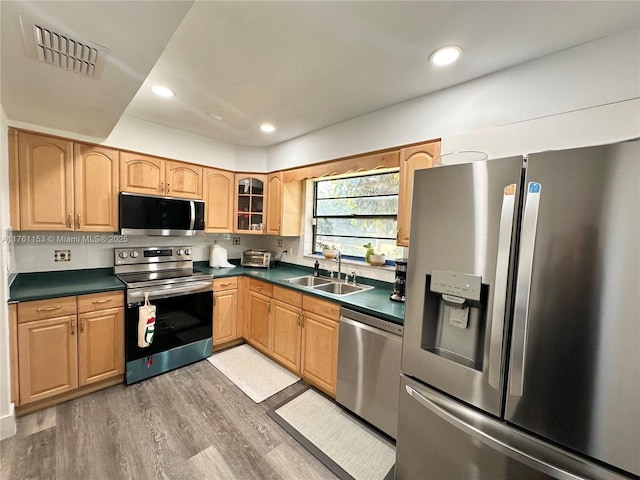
[235,174,267,234]
[74,144,119,232]
[13,131,119,232]
[396,141,441,247]
[17,132,74,231]
[119,152,164,195]
[266,172,302,236]
[204,168,234,233]
[166,160,203,199]
[120,153,203,199]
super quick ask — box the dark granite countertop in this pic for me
[8,268,125,303]
[196,262,405,325]
[8,263,405,324]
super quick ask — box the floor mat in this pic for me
[268,387,396,480]
[207,344,300,403]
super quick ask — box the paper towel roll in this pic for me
[210,244,234,268]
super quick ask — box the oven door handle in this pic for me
[128,281,213,303]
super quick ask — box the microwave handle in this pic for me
[189,201,195,230]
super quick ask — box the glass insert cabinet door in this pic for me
[235,174,266,233]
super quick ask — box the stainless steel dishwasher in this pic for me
[336,307,403,439]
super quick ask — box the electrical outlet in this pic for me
[54,250,71,262]
[276,239,283,247]
[232,237,240,245]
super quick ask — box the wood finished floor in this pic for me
[0,360,338,480]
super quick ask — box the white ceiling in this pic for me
[2,1,638,147]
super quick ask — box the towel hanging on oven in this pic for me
[138,292,156,348]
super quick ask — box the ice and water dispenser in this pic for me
[421,270,488,370]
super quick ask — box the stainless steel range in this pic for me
[115,246,213,384]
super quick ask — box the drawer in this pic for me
[18,296,77,323]
[249,279,273,296]
[214,277,238,292]
[77,291,124,314]
[303,295,340,321]
[273,285,302,308]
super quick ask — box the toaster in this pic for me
[241,249,276,268]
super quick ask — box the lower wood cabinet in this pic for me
[271,293,303,372]
[18,314,79,404]
[213,277,240,347]
[247,279,273,355]
[13,291,124,407]
[260,285,340,397]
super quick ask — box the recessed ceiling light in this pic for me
[150,85,175,98]
[429,45,462,66]
[260,123,275,133]
[208,112,223,121]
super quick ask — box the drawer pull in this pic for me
[256,285,263,290]
[91,298,112,304]
[220,282,232,287]
[37,305,62,312]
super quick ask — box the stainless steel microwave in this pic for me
[119,192,205,236]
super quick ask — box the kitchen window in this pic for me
[312,171,403,263]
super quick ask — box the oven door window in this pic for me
[125,290,213,361]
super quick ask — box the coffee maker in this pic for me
[390,258,408,302]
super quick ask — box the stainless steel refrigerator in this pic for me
[396,140,639,479]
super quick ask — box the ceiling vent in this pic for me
[20,15,108,79]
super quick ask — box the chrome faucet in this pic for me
[336,250,342,282]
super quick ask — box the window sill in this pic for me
[303,254,395,272]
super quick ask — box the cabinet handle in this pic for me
[67,213,72,228]
[301,314,304,328]
[268,301,271,313]
[70,319,75,335]
[256,285,263,290]
[76,213,81,229]
[297,313,304,327]
[161,181,164,193]
[37,305,61,312]
[396,227,401,242]
[167,183,170,193]
[80,317,85,333]
[220,282,232,287]
[91,298,112,304]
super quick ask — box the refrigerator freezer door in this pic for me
[396,375,632,480]
[402,156,522,416]
[506,140,640,477]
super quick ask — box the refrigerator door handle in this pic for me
[510,182,542,397]
[488,183,517,389]
[404,382,620,480]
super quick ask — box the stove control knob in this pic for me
[184,249,191,255]
[119,251,128,259]
[130,251,139,258]
[176,249,184,256]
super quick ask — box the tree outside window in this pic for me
[313,171,402,263]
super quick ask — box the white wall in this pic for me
[9,114,269,173]
[103,115,268,172]
[267,28,640,169]
[0,105,16,440]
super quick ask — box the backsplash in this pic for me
[8,231,398,283]
[8,232,261,273]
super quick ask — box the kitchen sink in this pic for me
[313,282,373,296]
[283,275,373,296]
[284,275,333,287]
